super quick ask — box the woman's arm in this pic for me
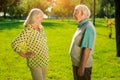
[18,51,35,58]
[11,27,35,58]
[11,28,27,51]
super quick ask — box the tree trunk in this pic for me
[93,0,96,25]
[80,0,84,4]
[106,0,108,27]
[114,0,120,57]
[3,9,6,18]
[109,25,112,39]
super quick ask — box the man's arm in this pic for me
[78,25,95,76]
[78,48,91,76]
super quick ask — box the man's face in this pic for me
[73,9,81,22]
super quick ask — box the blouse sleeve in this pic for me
[11,27,29,53]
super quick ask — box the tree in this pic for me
[0,0,20,18]
[80,0,84,3]
[93,0,96,25]
[0,0,15,18]
[114,0,120,57]
[19,0,51,15]
[80,0,100,25]
[98,0,114,18]
[82,0,100,18]
[52,0,79,20]
[8,0,21,18]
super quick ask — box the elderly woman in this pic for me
[69,4,96,80]
[11,8,48,80]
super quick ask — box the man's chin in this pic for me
[75,18,78,22]
[77,20,79,22]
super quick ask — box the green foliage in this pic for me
[52,0,79,17]
[0,18,120,80]
[104,17,115,38]
[105,17,114,27]
[19,0,51,14]
[81,0,100,17]
[0,0,15,10]
[98,0,115,18]
[0,0,20,18]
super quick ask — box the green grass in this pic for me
[0,18,120,80]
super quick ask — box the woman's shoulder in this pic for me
[22,26,32,34]
[24,25,33,30]
[40,25,44,28]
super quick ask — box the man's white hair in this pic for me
[75,4,91,18]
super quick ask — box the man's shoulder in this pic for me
[86,21,95,31]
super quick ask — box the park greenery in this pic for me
[0,0,120,80]
[0,18,120,80]
[0,0,114,18]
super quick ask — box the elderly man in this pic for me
[69,4,96,80]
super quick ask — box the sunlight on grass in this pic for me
[0,18,120,80]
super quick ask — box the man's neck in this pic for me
[78,16,87,23]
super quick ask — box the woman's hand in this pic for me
[25,52,35,58]
[18,51,35,58]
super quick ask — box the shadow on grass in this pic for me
[0,19,77,30]
[0,21,23,30]
[95,23,105,27]
[42,22,58,27]
[0,21,65,30]
[42,21,67,28]
[0,22,64,30]
[97,33,115,39]
[42,20,78,29]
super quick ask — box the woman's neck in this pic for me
[31,23,40,31]
[31,23,39,27]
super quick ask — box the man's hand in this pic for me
[77,48,91,77]
[77,66,85,76]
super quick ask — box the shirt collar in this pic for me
[78,19,88,28]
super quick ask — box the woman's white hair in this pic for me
[24,8,44,27]
[75,4,91,18]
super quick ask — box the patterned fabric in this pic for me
[11,25,48,68]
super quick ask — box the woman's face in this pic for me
[37,14,43,23]
[33,14,43,25]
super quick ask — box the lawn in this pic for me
[0,18,120,80]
